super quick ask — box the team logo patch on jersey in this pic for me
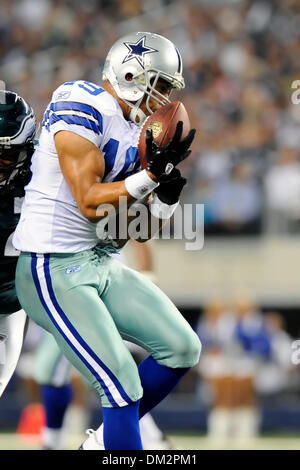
[139,186,149,195]
[65,265,81,274]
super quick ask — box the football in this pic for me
[137,101,191,169]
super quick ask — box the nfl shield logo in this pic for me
[147,121,163,139]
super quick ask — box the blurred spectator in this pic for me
[255,312,294,397]
[264,147,300,234]
[230,293,271,440]
[197,292,272,442]
[207,162,262,235]
[196,298,237,441]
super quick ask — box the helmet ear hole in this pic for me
[125,73,133,82]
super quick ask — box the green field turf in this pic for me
[0,432,299,450]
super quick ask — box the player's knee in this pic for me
[172,330,202,368]
[34,365,47,385]
[101,354,142,405]
[111,352,135,377]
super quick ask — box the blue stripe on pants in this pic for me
[31,254,133,407]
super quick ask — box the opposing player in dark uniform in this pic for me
[0,90,36,396]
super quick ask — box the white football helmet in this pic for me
[102,32,185,125]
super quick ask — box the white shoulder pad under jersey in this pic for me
[42,80,117,148]
[41,80,141,182]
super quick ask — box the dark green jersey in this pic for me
[0,89,35,314]
[0,186,24,314]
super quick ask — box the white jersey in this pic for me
[13,80,141,253]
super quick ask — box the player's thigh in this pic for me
[34,331,72,387]
[16,253,142,407]
[49,285,142,407]
[103,259,201,368]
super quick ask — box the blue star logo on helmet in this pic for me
[122,36,158,69]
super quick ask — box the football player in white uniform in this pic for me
[13,32,201,450]
[0,90,36,398]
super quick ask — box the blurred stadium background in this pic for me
[1,0,300,450]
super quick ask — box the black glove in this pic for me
[154,168,187,205]
[146,121,196,181]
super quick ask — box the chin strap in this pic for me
[121,94,147,126]
[126,96,147,126]
[129,107,147,126]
